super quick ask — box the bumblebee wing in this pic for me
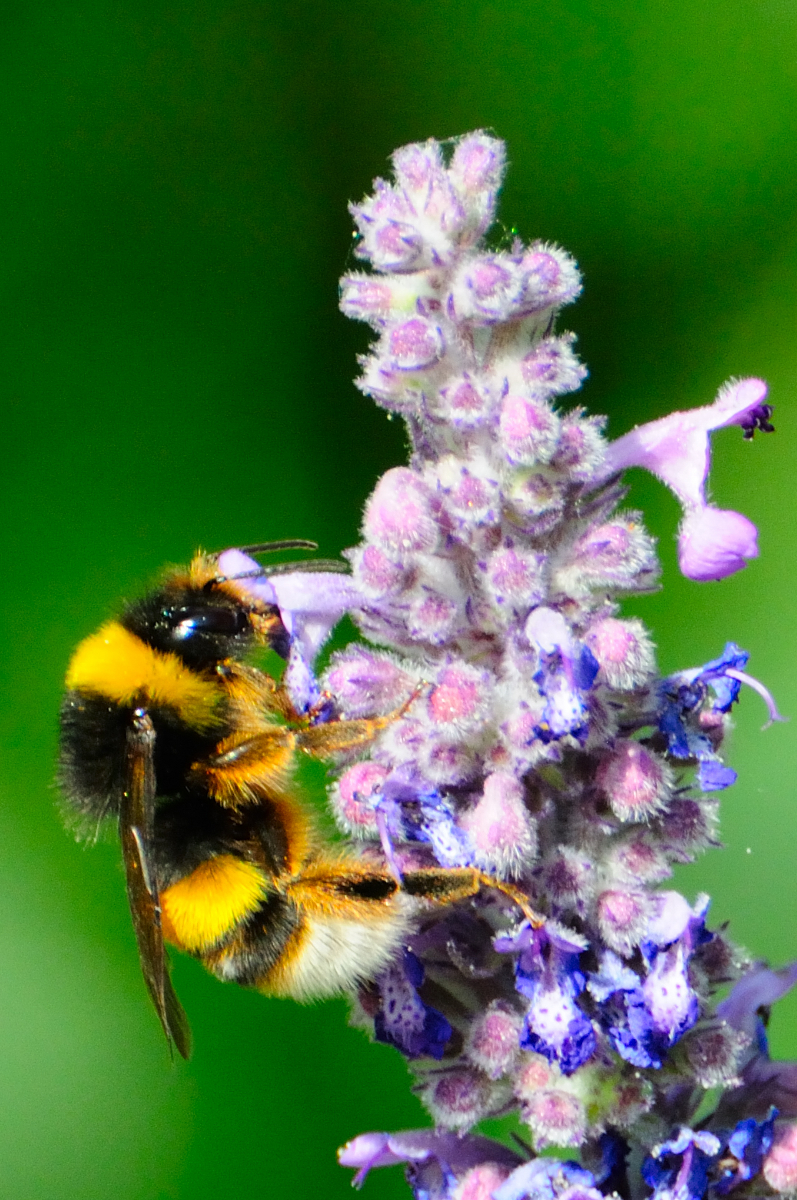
[120,709,192,1060]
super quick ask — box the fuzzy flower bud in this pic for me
[597,741,672,821]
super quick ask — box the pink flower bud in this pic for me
[465,1001,523,1079]
[331,762,388,834]
[423,1070,495,1132]
[429,664,489,729]
[764,1122,797,1193]
[454,1163,511,1200]
[551,414,606,482]
[450,132,506,198]
[387,318,445,372]
[585,618,656,690]
[435,373,494,427]
[325,648,414,718]
[596,740,671,821]
[553,518,659,599]
[339,275,397,323]
[678,505,758,582]
[460,772,537,877]
[521,334,587,399]
[350,543,408,598]
[520,244,582,311]
[521,1088,586,1149]
[392,139,444,192]
[407,591,461,645]
[499,395,560,466]
[485,546,546,613]
[596,888,651,955]
[514,1052,553,1100]
[421,737,478,786]
[363,467,440,557]
[450,254,525,324]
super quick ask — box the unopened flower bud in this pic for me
[325,648,415,718]
[454,1163,512,1200]
[585,618,656,691]
[428,663,490,731]
[465,1001,523,1079]
[521,1088,586,1149]
[499,394,560,466]
[460,772,537,878]
[387,318,445,372]
[484,546,546,615]
[521,334,587,401]
[423,1070,496,1131]
[683,1022,749,1087]
[596,888,651,955]
[331,762,388,834]
[363,467,440,557]
[350,543,408,598]
[597,740,671,822]
[513,1052,554,1101]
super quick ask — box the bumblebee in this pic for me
[59,542,535,1059]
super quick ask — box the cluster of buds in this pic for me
[238,133,796,1200]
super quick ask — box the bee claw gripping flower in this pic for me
[247,133,792,1200]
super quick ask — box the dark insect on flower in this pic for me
[58,542,540,1058]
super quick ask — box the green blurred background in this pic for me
[1,1,796,1196]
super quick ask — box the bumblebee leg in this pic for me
[194,726,299,807]
[295,683,427,759]
[401,867,544,926]
[120,708,191,1060]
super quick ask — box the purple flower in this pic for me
[373,951,452,1060]
[493,1158,597,1200]
[588,894,707,1066]
[642,1128,721,1200]
[496,922,596,1075]
[338,1129,521,1190]
[525,608,600,744]
[217,548,362,711]
[658,644,784,791]
[597,378,773,582]
[714,1109,777,1193]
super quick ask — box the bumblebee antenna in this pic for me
[214,559,350,586]
[237,539,318,555]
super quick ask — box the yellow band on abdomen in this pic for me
[161,855,269,952]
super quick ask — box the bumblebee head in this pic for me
[121,565,289,672]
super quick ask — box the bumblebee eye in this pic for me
[168,605,249,640]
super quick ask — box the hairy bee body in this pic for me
[57,549,435,1055]
[59,547,535,1057]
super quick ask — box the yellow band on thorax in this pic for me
[65,620,222,730]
